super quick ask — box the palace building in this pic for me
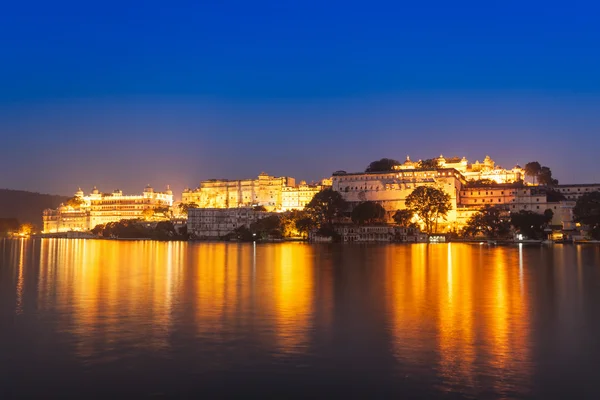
[333,155,578,232]
[43,185,173,233]
[394,155,525,184]
[182,173,331,212]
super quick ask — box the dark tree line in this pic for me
[461,207,553,240]
[573,191,600,239]
[524,162,558,186]
[92,219,188,240]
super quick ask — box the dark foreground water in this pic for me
[1,239,600,399]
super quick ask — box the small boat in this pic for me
[487,240,497,246]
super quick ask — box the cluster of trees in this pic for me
[524,162,558,186]
[364,157,440,173]
[405,186,451,233]
[0,218,34,236]
[226,210,315,241]
[177,202,199,216]
[416,158,438,170]
[64,196,84,208]
[304,186,452,235]
[365,158,401,172]
[142,206,172,220]
[91,219,188,240]
[461,206,553,240]
[573,191,600,239]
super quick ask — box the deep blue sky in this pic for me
[1,0,599,198]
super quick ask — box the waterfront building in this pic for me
[332,168,464,231]
[187,207,271,239]
[182,173,295,211]
[331,224,428,243]
[43,185,173,233]
[332,157,582,232]
[281,181,326,211]
[182,173,331,212]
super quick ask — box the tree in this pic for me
[573,191,600,239]
[525,162,542,184]
[351,201,386,225]
[304,188,347,226]
[545,188,566,202]
[524,162,558,186]
[153,206,171,217]
[178,202,199,216]
[250,215,282,239]
[461,206,511,238]
[64,196,84,208]
[253,205,267,212]
[142,206,171,220]
[392,209,415,227]
[405,186,452,234]
[91,223,105,235]
[510,210,553,240]
[18,223,34,235]
[279,210,306,237]
[365,158,401,172]
[538,166,558,186]
[295,217,315,238]
[142,208,155,219]
[417,158,439,170]
[468,178,496,186]
[155,221,176,236]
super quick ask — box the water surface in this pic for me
[1,239,599,398]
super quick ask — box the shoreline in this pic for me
[11,235,600,245]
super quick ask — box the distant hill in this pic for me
[0,189,69,228]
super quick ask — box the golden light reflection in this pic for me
[385,243,531,396]
[270,244,314,355]
[16,239,26,315]
[38,239,184,358]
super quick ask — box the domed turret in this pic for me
[91,186,99,195]
[165,185,173,195]
[144,184,154,193]
[75,187,84,198]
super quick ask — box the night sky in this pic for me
[1,1,599,199]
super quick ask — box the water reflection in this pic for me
[37,240,186,359]
[385,244,531,397]
[3,239,600,397]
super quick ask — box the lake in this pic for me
[1,239,600,398]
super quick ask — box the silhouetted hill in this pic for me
[0,189,69,228]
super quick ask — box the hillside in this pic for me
[0,189,69,228]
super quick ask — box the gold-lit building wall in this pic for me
[281,182,323,211]
[393,155,524,184]
[333,157,575,232]
[42,185,173,233]
[332,169,462,231]
[182,173,331,213]
[182,173,295,211]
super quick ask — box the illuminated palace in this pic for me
[43,185,173,233]
[333,155,577,232]
[394,155,525,183]
[182,172,331,212]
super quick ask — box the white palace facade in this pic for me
[43,185,173,233]
[332,155,580,232]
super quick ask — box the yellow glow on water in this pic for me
[385,244,531,395]
[271,244,313,354]
[38,239,185,357]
